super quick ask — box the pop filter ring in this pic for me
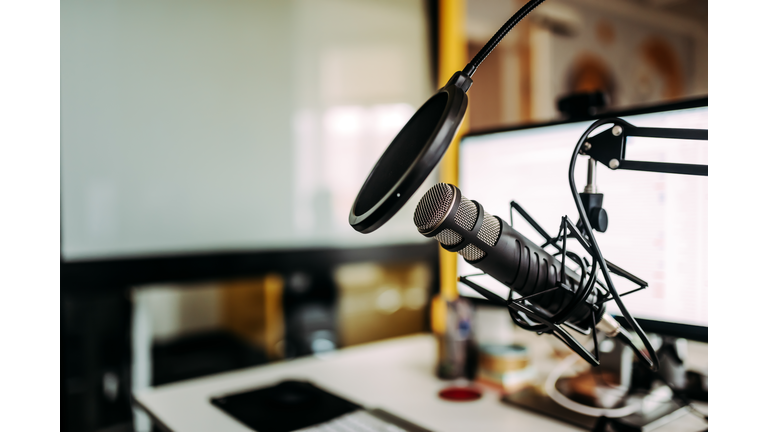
[349,72,471,234]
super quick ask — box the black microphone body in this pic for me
[414,183,604,333]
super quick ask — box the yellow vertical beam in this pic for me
[437,0,467,301]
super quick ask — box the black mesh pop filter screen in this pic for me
[353,92,448,215]
[349,72,471,234]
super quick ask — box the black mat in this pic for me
[211,380,361,432]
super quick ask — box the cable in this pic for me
[614,329,708,424]
[544,353,644,418]
[545,353,709,423]
[543,333,696,420]
[614,327,648,367]
[462,0,546,77]
[567,119,659,372]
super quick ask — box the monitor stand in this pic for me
[502,335,694,431]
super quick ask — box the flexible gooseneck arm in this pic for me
[462,0,547,78]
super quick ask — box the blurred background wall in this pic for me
[60,1,706,431]
[466,0,707,130]
[62,1,439,430]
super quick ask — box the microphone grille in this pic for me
[458,244,486,262]
[456,214,500,262]
[434,229,463,246]
[477,214,502,246]
[414,183,455,232]
[454,196,479,230]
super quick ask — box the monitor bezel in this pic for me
[458,96,708,343]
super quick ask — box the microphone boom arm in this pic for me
[566,117,709,371]
[580,118,708,176]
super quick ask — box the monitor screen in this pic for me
[458,102,708,333]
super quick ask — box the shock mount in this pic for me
[458,117,708,371]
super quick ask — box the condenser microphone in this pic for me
[414,183,614,334]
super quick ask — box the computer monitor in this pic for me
[458,98,707,342]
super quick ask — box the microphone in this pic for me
[414,183,617,335]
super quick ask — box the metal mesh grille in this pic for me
[454,196,478,230]
[478,214,501,246]
[435,229,463,246]
[414,183,454,232]
[458,243,486,261]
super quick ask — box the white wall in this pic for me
[62,0,434,261]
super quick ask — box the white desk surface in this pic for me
[135,334,707,432]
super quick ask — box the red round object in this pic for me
[438,386,482,402]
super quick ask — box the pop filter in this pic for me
[348,72,472,233]
[349,0,548,233]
